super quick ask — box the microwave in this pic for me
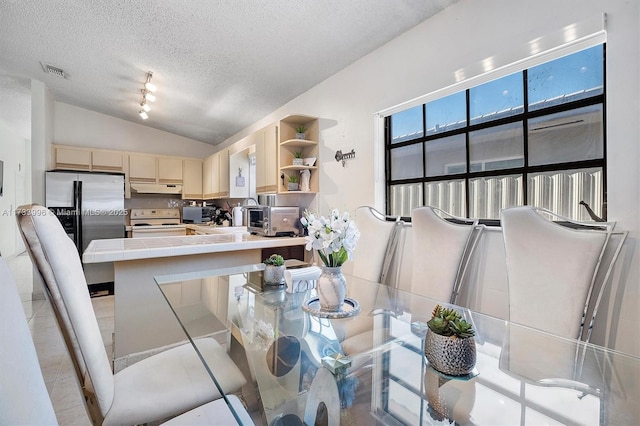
[182,206,214,224]
[247,206,300,237]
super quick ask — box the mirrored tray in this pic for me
[302,297,360,318]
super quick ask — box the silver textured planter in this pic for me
[424,331,476,376]
[263,265,286,286]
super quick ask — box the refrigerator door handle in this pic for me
[74,180,83,255]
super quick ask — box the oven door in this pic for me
[247,208,267,234]
[131,226,187,238]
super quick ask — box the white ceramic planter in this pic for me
[317,266,346,311]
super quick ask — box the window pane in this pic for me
[426,134,466,176]
[391,105,423,143]
[528,104,603,166]
[426,91,466,135]
[469,122,524,172]
[528,45,603,111]
[390,144,423,180]
[390,183,422,217]
[470,73,524,125]
[469,174,523,219]
[425,179,466,217]
[528,167,603,221]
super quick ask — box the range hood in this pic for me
[130,183,182,194]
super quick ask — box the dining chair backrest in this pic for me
[410,206,484,304]
[500,206,627,341]
[16,204,114,422]
[347,206,404,286]
[0,256,58,425]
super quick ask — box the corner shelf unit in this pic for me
[278,115,319,194]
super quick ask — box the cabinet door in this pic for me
[129,154,157,182]
[182,159,203,199]
[55,147,91,170]
[203,155,215,199]
[158,157,183,183]
[92,150,124,172]
[256,124,278,193]
[218,148,229,198]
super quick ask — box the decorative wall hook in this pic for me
[335,149,356,167]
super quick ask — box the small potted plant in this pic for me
[287,175,299,191]
[292,150,304,166]
[263,254,286,286]
[424,304,476,376]
[295,125,307,140]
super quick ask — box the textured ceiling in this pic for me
[0,0,457,144]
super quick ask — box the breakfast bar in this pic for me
[83,233,306,369]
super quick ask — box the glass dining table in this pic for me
[154,263,639,425]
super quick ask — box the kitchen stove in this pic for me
[129,208,187,237]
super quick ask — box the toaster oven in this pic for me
[247,206,300,237]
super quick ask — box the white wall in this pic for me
[54,102,217,158]
[219,0,640,356]
[0,122,29,257]
[31,80,53,205]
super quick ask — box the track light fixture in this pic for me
[138,71,157,120]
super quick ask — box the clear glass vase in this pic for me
[317,266,346,311]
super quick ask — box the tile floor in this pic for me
[8,252,111,425]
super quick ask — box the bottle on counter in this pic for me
[233,203,243,227]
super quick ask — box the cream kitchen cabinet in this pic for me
[92,150,124,172]
[182,159,203,200]
[203,149,229,199]
[255,123,278,194]
[54,146,92,170]
[203,155,215,199]
[52,145,126,173]
[217,148,229,198]
[158,157,183,184]
[128,154,157,182]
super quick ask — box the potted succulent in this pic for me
[295,125,307,140]
[292,150,304,166]
[287,175,299,191]
[263,254,286,286]
[424,304,476,376]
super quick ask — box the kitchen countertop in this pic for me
[83,233,306,263]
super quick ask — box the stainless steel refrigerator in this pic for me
[45,171,125,288]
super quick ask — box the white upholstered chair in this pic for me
[0,256,58,425]
[500,206,627,341]
[345,206,404,286]
[410,206,483,303]
[16,204,247,425]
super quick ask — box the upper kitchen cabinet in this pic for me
[158,157,183,184]
[182,159,203,200]
[255,123,278,194]
[92,150,124,172]
[202,148,229,199]
[128,154,157,182]
[278,115,319,193]
[52,144,125,173]
[129,154,184,184]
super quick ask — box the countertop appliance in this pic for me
[45,171,125,290]
[247,206,300,237]
[129,208,186,238]
[182,206,214,224]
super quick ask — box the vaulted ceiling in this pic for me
[0,0,457,144]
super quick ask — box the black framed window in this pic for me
[385,44,605,221]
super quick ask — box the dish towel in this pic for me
[285,266,322,293]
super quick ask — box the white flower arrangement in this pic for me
[300,209,360,267]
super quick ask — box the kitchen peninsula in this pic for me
[83,233,306,369]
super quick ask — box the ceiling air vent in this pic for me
[41,63,66,79]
